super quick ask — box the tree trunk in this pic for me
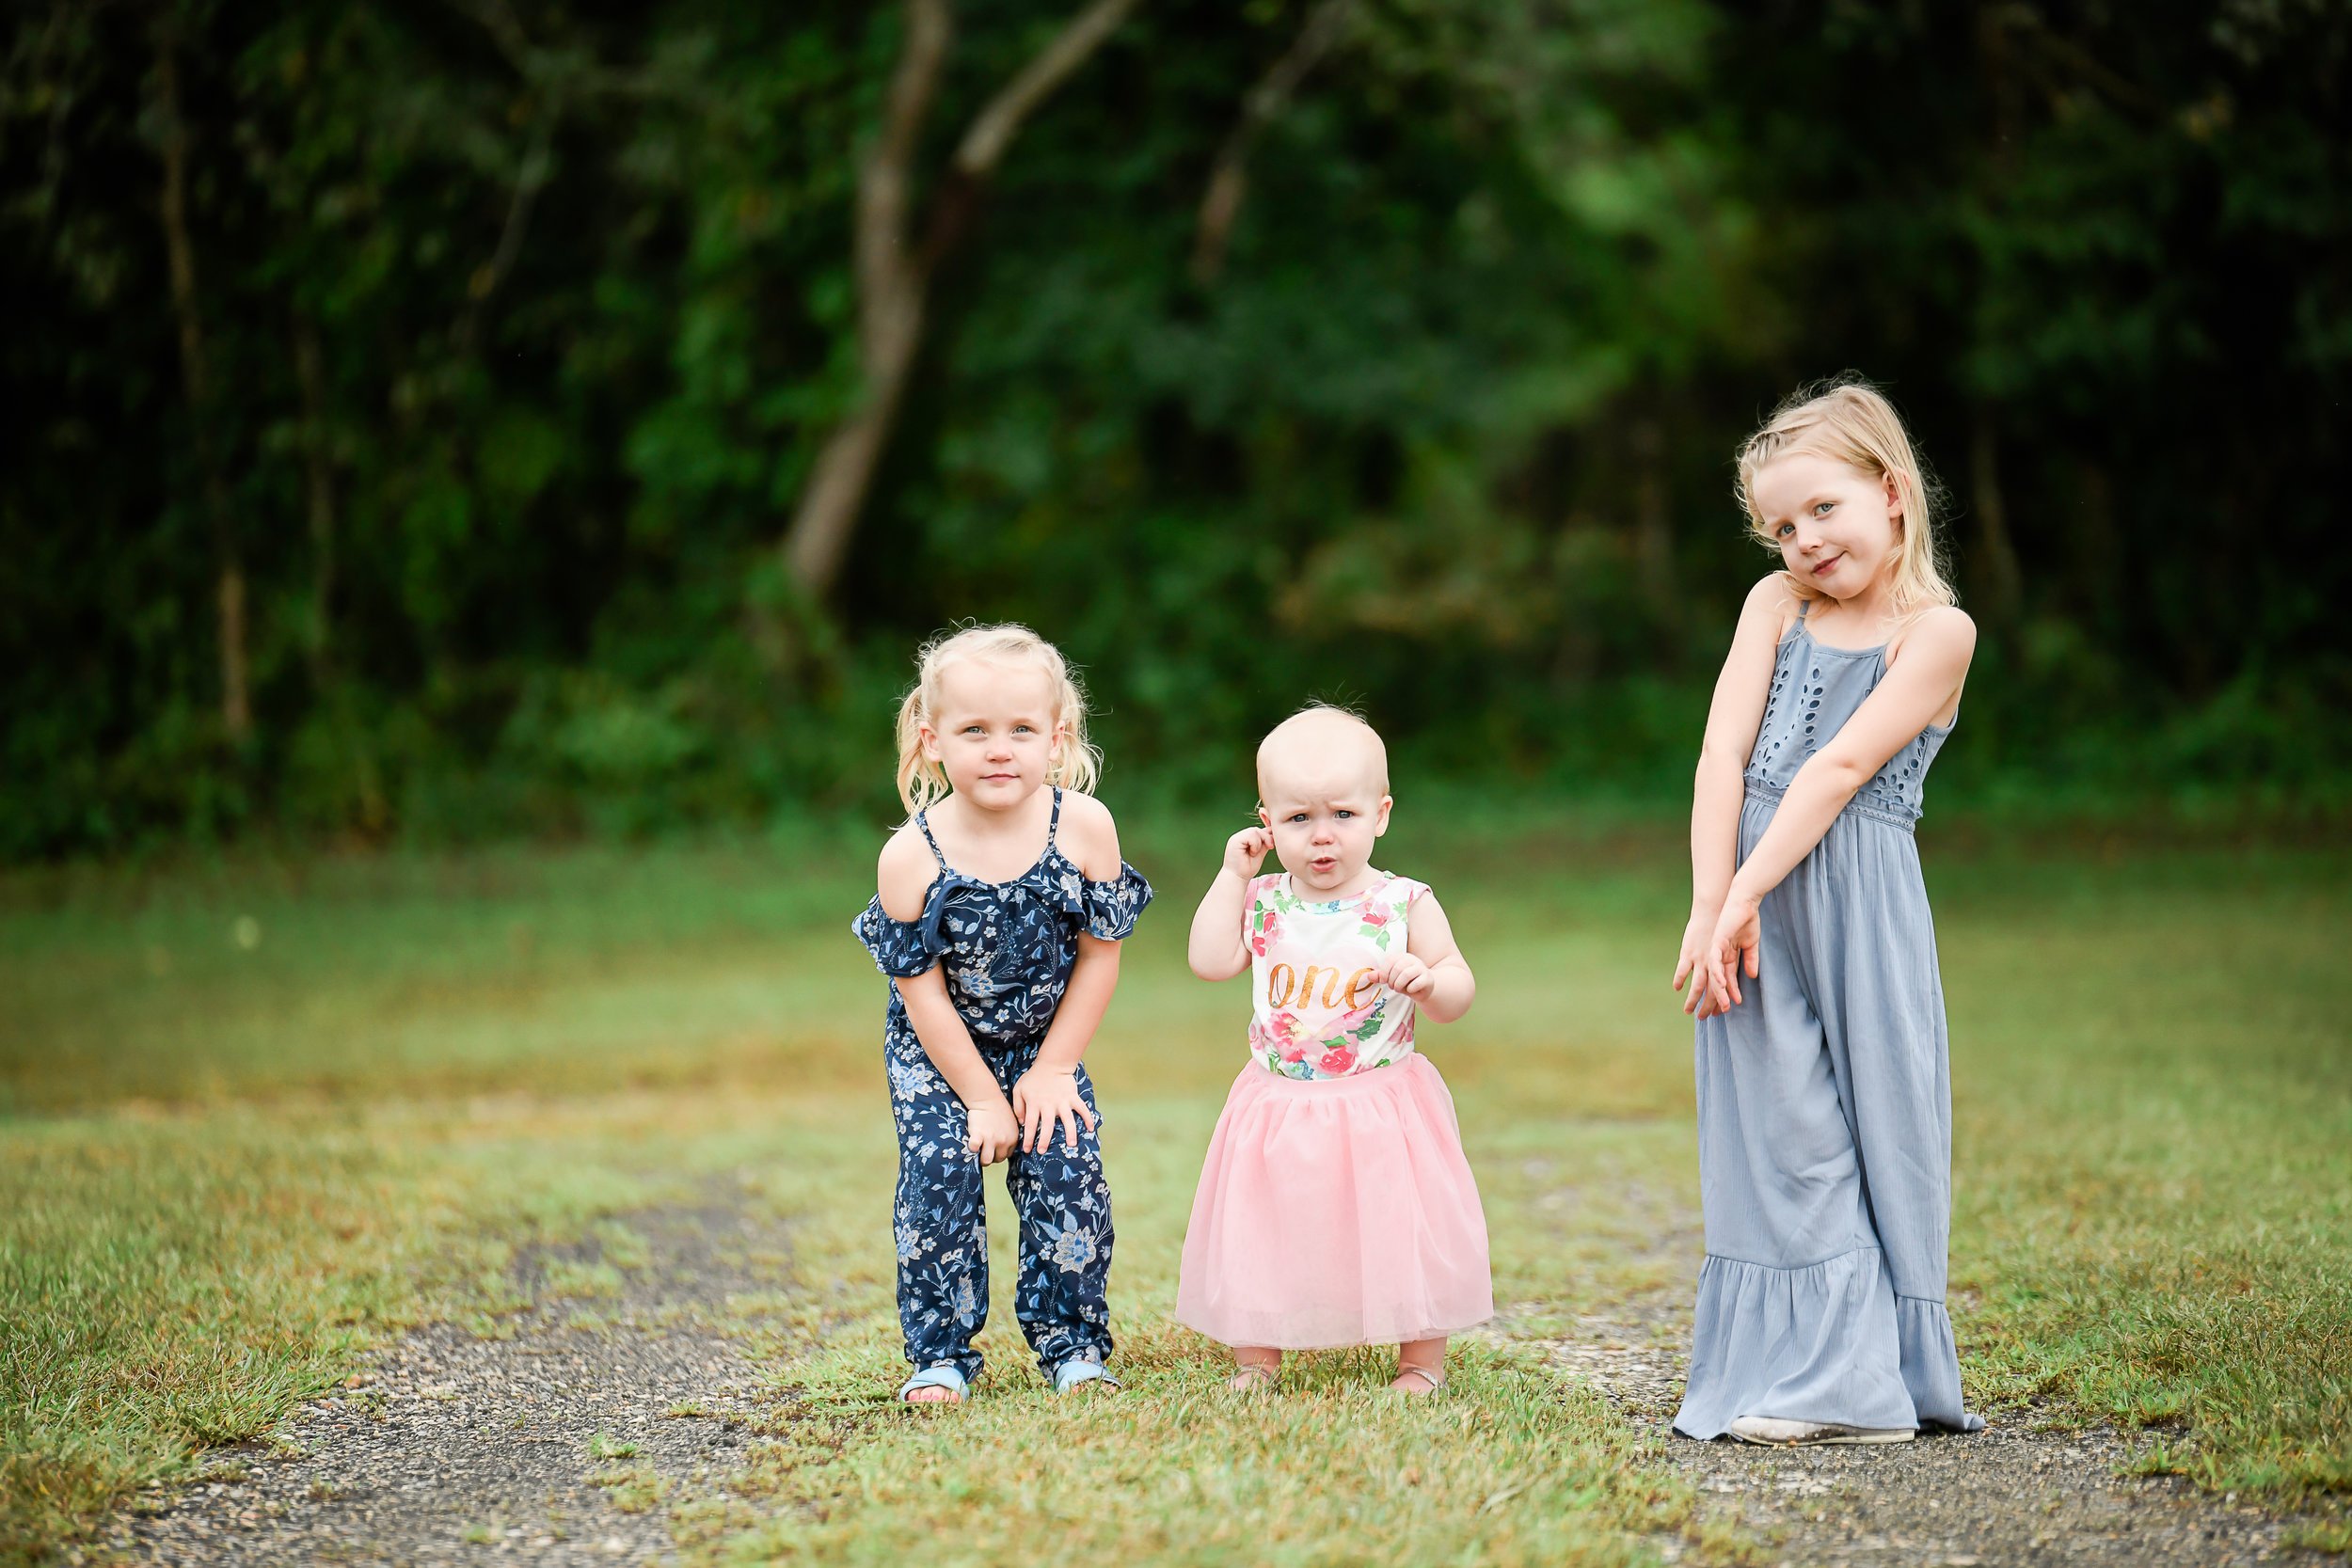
[783,0,949,600]
[785,303,927,594]
[155,24,250,744]
[779,0,1141,603]
[293,313,389,833]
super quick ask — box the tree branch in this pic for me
[1999,5,2166,120]
[952,0,1141,177]
[456,92,560,352]
[445,0,690,104]
[1192,0,1353,283]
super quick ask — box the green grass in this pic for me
[1938,853,2352,1497]
[2,816,2347,1564]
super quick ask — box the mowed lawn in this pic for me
[2,816,2346,1564]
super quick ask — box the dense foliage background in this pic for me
[5,0,2347,858]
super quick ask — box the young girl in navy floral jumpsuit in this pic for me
[853,625,1152,1403]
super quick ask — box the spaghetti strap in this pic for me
[1773,592,1810,646]
[913,811,948,868]
[1047,787,1064,847]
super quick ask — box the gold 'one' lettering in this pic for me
[1298,966,1346,1008]
[1268,962,1384,1010]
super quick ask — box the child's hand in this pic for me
[1010,1068,1098,1155]
[1674,909,1729,1020]
[1701,895,1763,1013]
[1382,953,1438,1002]
[1222,826,1275,880]
[965,1099,1021,1165]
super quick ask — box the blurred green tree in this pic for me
[1,0,2344,857]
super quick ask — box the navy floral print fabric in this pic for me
[850,789,1152,1379]
[883,1033,1114,1379]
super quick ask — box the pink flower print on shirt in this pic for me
[1247,871,1425,1081]
[1253,1013,1310,1064]
[1248,909,1283,958]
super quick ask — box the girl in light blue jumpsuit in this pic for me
[1672,380,1985,1445]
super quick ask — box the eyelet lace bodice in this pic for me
[1744,614,1951,825]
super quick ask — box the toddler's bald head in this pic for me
[1256,705,1391,806]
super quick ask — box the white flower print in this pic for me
[1045,1217,1099,1274]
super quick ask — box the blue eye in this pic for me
[1776,523,1795,538]
[1288,814,1308,824]
[1336,811,1354,818]
[1814,502,1835,515]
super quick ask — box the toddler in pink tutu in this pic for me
[1177,705,1493,1394]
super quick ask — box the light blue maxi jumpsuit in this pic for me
[1674,602,1985,1438]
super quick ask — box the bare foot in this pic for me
[903,1383,961,1403]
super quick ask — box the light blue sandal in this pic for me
[898,1364,969,1403]
[1051,1354,1120,1394]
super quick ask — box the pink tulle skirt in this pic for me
[1175,1053,1493,1350]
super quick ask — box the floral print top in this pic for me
[1243,871,1428,1080]
[851,788,1153,1049]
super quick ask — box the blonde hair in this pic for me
[893,623,1101,815]
[1735,375,1957,618]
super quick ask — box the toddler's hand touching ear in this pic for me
[1383,953,1436,1001]
[1223,826,1275,880]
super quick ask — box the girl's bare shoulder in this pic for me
[1740,573,1801,639]
[1054,788,1124,880]
[1888,604,1979,664]
[876,823,941,921]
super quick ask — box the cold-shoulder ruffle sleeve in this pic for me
[1084,863,1153,940]
[852,893,945,979]
[1040,860,1153,942]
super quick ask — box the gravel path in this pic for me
[101,1195,791,1568]
[86,1170,2331,1568]
[1523,1180,2328,1567]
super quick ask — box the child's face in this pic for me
[1259,764,1392,897]
[1750,451,1903,601]
[921,660,1063,812]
